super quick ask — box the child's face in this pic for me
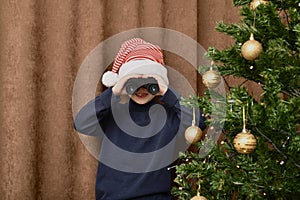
[130,86,156,105]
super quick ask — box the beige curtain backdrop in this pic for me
[0,0,256,199]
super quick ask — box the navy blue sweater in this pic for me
[74,88,206,200]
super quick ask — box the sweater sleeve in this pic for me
[160,88,206,131]
[73,88,113,136]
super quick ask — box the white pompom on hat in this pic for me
[102,38,169,87]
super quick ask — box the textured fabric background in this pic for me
[0,0,261,199]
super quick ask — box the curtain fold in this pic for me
[0,0,240,199]
[0,0,38,199]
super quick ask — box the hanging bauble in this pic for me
[191,178,207,200]
[191,195,207,200]
[250,0,269,10]
[233,129,257,154]
[185,125,203,144]
[202,68,221,88]
[185,107,203,144]
[241,33,263,61]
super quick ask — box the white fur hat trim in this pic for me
[118,60,169,85]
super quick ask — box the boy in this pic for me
[74,38,206,199]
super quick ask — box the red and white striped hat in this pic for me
[102,38,169,87]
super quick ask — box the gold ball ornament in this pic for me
[202,69,221,88]
[191,195,208,200]
[241,33,263,61]
[233,130,257,154]
[250,0,269,10]
[185,125,203,144]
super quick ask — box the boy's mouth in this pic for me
[134,92,149,98]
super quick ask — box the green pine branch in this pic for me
[172,1,300,199]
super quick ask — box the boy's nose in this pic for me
[136,86,148,93]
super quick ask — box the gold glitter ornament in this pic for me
[185,126,203,144]
[202,68,221,88]
[190,179,207,200]
[250,0,269,10]
[233,104,257,154]
[191,195,208,200]
[185,108,202,144]
[233,129,257,154]
[241,33,263,61]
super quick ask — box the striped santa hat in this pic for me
[102,38,169,87]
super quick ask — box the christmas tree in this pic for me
[172,0,300,199]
